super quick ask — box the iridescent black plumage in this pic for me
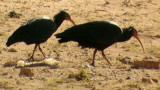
[55,21,144,66]
[6,11,75,61]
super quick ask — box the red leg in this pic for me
[101,50,111,65]
[90,49,97,67]
[28,44,38,61]
[38,44,46,59]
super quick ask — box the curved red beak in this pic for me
[68,18,76,25]
[133,32,145,54]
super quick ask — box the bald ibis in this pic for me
[6,11,75,61]
[55,21,144,66]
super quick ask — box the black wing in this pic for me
[6,18,56,46]
[55,21,122,49]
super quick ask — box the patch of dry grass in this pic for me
[0,80,14,89]
[68,69,90,81]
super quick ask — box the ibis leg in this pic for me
[101,50,111,65]
[91,49,97,67]
[38,44,46,59]
[28,44,38,61]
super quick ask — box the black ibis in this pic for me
[55,21,144,66]
[6,11,75,61]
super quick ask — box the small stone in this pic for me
[16,60,25,68]
[126,76,131,80]
[19,67,34,77]
[1,72,8,76]
[3,61,17,67]
[142,78,152,83]
[8,48,17,52]
[8,11,22,18]
[125,66,132,71]
[152,78,158,83]
[118,79,123,82]
[91,86,97,90]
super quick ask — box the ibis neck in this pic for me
[118,28,133,42]
[54,18,65,30]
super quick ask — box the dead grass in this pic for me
[68,69,90,81]
[0,80,14,89]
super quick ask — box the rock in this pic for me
[8,48,17,52]
[151,78,158,83]
[3,61,17,67]
[19,67,34,77]
[16,60,25,68]
[132,61,160,69]
[8,11,22,18]
[142,78,152,83]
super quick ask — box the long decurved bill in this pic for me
[69,19,76,25]
[133,33,145,54]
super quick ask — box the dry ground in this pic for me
[0,0,160,89]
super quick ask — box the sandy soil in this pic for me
[0,0,160,89]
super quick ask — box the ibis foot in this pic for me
[90,63,95,67]
[27,56,34,62]
[42,57,46,60]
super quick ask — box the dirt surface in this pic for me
[0,0,160,89]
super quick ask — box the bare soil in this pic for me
[0,0,160,89]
